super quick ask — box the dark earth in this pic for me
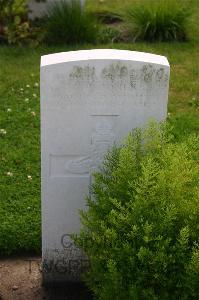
[0,257,93,300]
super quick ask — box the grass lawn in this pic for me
[0,1,199,255]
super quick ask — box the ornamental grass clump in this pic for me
[74,122,199,300]
[44,0,98,45]
[127,0,190,42]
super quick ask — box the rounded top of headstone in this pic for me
[41,49,169,68]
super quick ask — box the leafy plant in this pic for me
[0,0,42,45]
[5,17,43,46]
[44,0,98,45]
[0,0,26,24]
[74,122,199,300]
[127,0,190,42]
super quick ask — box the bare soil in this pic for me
[0,257,92,300]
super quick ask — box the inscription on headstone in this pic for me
[40,49,170,283]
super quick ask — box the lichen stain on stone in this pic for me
[155,68,169,87]
[101,63,128,82]
[163,73,169,86]
[129,68,138,88]
[69,65,96,81]
[141,64,155,83]
[155,67,165,82]
[140,64,169,87]
[68,63,169,90]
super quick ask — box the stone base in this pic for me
[42,247,89,284]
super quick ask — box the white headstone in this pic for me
[28,0,84,19]
[40,49,170,283]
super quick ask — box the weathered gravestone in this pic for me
[40,49,170,283]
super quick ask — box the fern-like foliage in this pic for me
[74,121,199,300]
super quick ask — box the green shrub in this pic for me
[127,0,190,42]
[0,0,42,45]
[0,0,26,24]
[0,0,26,43]
[44,0,98,45]
[74,122,199,300]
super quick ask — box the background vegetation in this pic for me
[44,0,98,45]
[0,0,42,45]
[1,0,198,45]
[127,0,189,42]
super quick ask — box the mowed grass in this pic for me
[0,49,41,254]
[0,1,199,255]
